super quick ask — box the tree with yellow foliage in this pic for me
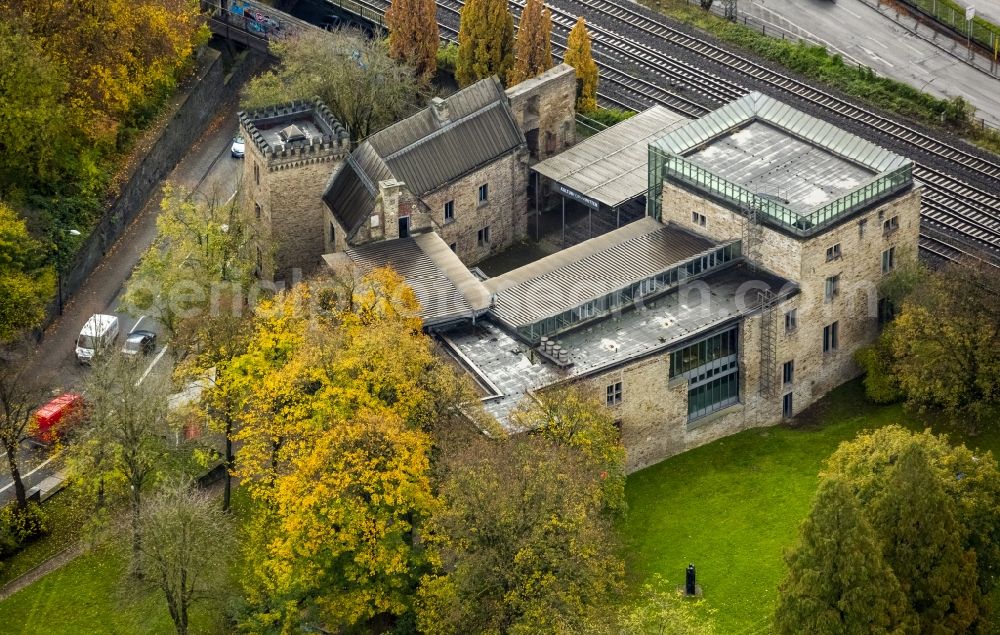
[234,270,479,631]
[563,17,599,112]
[507,0,553,86]
[386,0,440,77]
[456,0,515,86]
[0,201,56,343]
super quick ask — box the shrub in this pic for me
[0,502,49,559]
[436,42,459,76]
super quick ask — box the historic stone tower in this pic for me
[239,98,350,280]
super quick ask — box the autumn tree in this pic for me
[456,0,515,87]
[0,202,56,343]
[234,270,478,631]
[0,367,39,509]
[122,184,257,356]
[825,425,1000,597]
[386,0,440,77]
[616,574,715,634]
[512,384,626,515]
[136,480,235,635]
[417,433,624,633]
[507,0,553,86]
[774,477,914,635]
[68,350,175,577]
[564,17,599,112]
[871,443,984,632]
[243,29,423,143]
[858,261,1000,432]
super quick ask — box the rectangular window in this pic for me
[255,202,261,220]
[638,278,656,297]
[254,163,260,185]
[883,216,899,235]
[882,247,896,273]
[783,360,794,385]
[329,222,336,243]
[785,309,797,333]
[825,243,841,261]
[478,183,489,204]
[825,275,840,303]
[444,200,454,222]
[477,226,490,246]
[783,392,793,418]
[606,381,622,406]
[823,321,839,353]
[690,212,707,227]
[858,219,868,238]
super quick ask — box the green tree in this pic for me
[243,29,423,143]
[512,385,626,515]
[122,184,256,356]
[417,434,624,634]
[774,477,915,635]
[859,261,1000,432]
[563,17,599,112]
[0,367,40,509]
[0,202,56,343]
[455,0,515,87]
[872,443,984,633]
[68,350,175,577]
[136,480,235,635]
[616,574,715,634]
[507,0,553,86]
[386,0,439,77]
[825,425,1000,598]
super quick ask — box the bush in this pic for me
[580,107,636,129]
[0,502,49,559]
[436,43,459,76]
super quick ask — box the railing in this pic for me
[653,147,913,236]
[898,0,1000,57]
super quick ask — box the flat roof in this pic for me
[324,232,491,327]
[532,105,688,208]
[485,217,716,328]
[239,98,348,158]
[685,121,876,213]
[444,263,796,431]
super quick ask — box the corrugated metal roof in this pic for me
[532,106,688,208]
[340,232,491,326]
[322,78,525,234]
[486,217,717,326]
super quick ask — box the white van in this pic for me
[76,314,120,364]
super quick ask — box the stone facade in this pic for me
[240,100,350,279]
[505,64,577,163]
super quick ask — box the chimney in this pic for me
[430,97,450,124]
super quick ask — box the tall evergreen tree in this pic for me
[386,0,439,77]
[774,478,915,635]
[506,0,553,86]
[455,0,514,87]
[872,443,984,634]
[563,17,598,112]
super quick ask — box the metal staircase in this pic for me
[757,289,777,398]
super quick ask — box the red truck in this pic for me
[32,393,86,444]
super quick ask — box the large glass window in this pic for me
[670,326,741,423]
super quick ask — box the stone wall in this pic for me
[505,64,577,163]
[57,48,266,320]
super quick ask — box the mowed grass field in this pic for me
[622,380,1000,634]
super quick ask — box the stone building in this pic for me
[338,92,921,472]
[323,65,577,265]
[239,98,351,279]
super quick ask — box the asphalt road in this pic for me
[0,96,245,507]
[733,0,1000,128]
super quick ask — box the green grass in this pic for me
[622,379,1000,634]
[0,492,90,588]
[0,542,227,635]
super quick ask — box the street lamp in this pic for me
[52,227,81,316]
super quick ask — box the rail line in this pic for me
[334,0,1000,264]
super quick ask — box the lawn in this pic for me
[622,379,1000,634]
[0,542,227,635]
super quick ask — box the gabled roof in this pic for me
[323,78,526,237]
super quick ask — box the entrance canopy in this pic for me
[532,106,688,209]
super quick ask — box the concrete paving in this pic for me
[724,0,1000,128]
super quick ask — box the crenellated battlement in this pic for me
[239,97,350,162]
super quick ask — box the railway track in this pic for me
[341,0,1000,264]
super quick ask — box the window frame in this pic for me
[782,360,794,385]
[477,225,491,246]
[824,275,840,303]
[477,183,489,205]
[882,246,896,274]
[606,381,623,406]
[444,200,455,223]
[823,321,839,353]
[784,309,797,333]
[825,243,841,261]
